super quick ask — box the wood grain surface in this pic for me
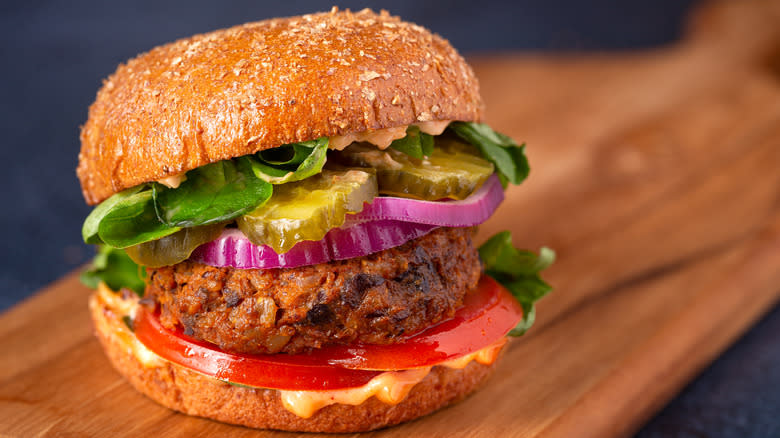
[1,0,779,436]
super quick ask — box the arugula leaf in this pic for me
[246,137,329,184]
[479,231,554,336]
[390,126,434,159]
[98,189,180,248]
[82,185,145,244]
[153,159,272,227]
[449,122,529,187]
[258,141,318,166]
[80,245,146,296]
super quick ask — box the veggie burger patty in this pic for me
[76,8,555,432]
[146,227,481,354]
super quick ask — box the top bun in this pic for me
[77,8,483,205]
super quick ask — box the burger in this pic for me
[77,8,553,433]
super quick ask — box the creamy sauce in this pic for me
[329,125,408,150]
[278,338,506,418]
[280,368,432,418]
[157,173,186,188]
[352,149,404,169]
[438,337,507,370]
[329,120,452,150]
[415,120,451,136]
[92,283,163,368]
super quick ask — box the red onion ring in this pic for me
[190,173,504,269]
[344,173,504,227]
[190,221,439,269]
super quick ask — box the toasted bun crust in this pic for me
[78,8,483,205]
[90,290,497,432]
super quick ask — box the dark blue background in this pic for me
[2,1,777,436]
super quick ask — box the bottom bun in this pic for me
[90,290,499,433]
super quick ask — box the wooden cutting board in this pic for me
[1,0,778,436]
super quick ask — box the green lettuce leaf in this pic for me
[82,185,145,244]
[82,149,283,248]
[390,126,434,159]
[449,122,529,187]
[479,231,555,336]
[79,245,145,296]
[153,159,272,227]
[245,137,329,184]
[97,189,180,248]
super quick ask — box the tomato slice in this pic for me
[135,308,383,391]
[134,275,521,391]
[321,276,522,370]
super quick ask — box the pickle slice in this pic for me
[334,137,494,200]
[237,169,378,253]
[124,224,225,268]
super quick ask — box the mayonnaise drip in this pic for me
[278,337,507,418]
[157,173,186,188]
[328,120,452,150]
[92,283,163,368]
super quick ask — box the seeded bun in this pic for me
[90,290,498,433]
[77,8,483,205]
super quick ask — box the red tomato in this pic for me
[134,275,521,391]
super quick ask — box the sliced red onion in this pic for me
[190,174,504,270]
[191,221,439,269]
[344,173,504,227]
[326,220,438,260]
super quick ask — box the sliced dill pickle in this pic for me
[124,224,225,268]
[237,169,378,253]
[335,137,494,200]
